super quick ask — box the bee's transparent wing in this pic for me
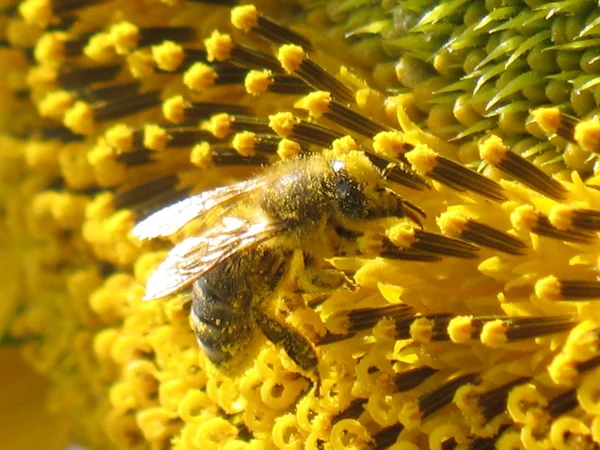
[143,216,284,300]
[132,178,268,240]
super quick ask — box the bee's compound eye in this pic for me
[333,171,367,218]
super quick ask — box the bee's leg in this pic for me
[298,253,356,294]
[253,309,318,373]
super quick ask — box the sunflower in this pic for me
[2,0,600,449]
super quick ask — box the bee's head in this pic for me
[329,151,422,225]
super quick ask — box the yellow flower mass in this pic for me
[2,0,600,449]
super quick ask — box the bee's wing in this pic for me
[132,177,269,240]
[142,216,284,300]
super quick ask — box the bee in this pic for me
[133,150,423,374]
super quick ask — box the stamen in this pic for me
[477,377,531,423]
[63,91,161,135]
[469,428,510,450]
[577,354,600,374]
[547,389,578,417]
[535,276,600,301]
[38,126,84,142]
[395,313,453,341]
[269,111,344,147]
[387,223,480,259]
[232,132,281,156]
[379,240,441,262]
[163,97,249,124]
[394,366,438,392]
[231,5,313,50]
[180,48,209,69]
[277,44,354,104]
[479,135,567,200]
[205,30,282,72]
[368,154,430,191]
[480,316,576,347]
[114,174,182,212]
[115,150,154,167]
[574,118,600,154]
[346,304,413,334]
[530,107,577,142]
[90,91,162,121]
[511,205,594,244]
[372,424,404,450]
[49,0,105,16]
[406,145,506,201]
[63,31,95,57]
[110,22,196,55]
[437,212,527,255]
[277,139,304,159]
[184,62,248,91]
[532,107,600,155]
[210,146,269,166]
[331,398,367,424]
[245,70,311,96]
[203,114,272,139]
[295,91,392,138]
[399,373,479,429]
[77,81,141,103]
[57,64,121,88]
[550,206,600,232]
